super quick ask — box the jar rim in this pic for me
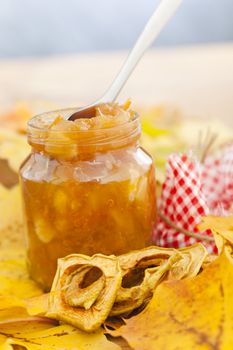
[28,107,139,133]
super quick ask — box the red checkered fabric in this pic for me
[202,144,233,213]
[154,144,233,254]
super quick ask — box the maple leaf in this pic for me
[0,322,120,350]
[0,248,42,300]
[112,241,233,350]
[112,249,233,350]
[199,215,233,253]
[0,127,29,251]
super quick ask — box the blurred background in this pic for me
[0,0,233,58]
[0,0,232,125]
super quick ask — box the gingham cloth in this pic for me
[154,144,233,254]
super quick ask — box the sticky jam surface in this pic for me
[20,103,157,290]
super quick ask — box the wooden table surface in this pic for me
[0,43,233,125]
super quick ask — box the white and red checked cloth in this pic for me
[154,143,233,254]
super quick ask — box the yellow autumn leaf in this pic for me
[0,185,24,238]
[0,322,120,350]
[0,103,32,133]
[0,127,29,172]
[199,216,233,232]
[199,216,233,253]
[0,248,42,300]
[112,250,233,350]
[141,119,169,137]
[0,127,29,248]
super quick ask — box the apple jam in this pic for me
[20,103,157,290]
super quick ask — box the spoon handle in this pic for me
[101,0,182,103]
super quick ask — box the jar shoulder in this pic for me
[20,147,154,183]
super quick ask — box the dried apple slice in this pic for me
[119,246,176,274]
[47,254,121,332]
[178,243,208,277]
[111,253,181,316]
[168,243,208,280]
[111,244,207,316]
[110,247,180,316]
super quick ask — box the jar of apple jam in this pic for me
[20,102,157,290]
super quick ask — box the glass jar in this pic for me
[20,107,157,290]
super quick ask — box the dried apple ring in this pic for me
[111,244,207,316]
[119,246,176,273]
[110,247,180,316]
[111,253,181,316]
[47,254,121,332]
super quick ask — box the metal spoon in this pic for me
[69,0,182,121]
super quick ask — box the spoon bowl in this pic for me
[68,105,97,121]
